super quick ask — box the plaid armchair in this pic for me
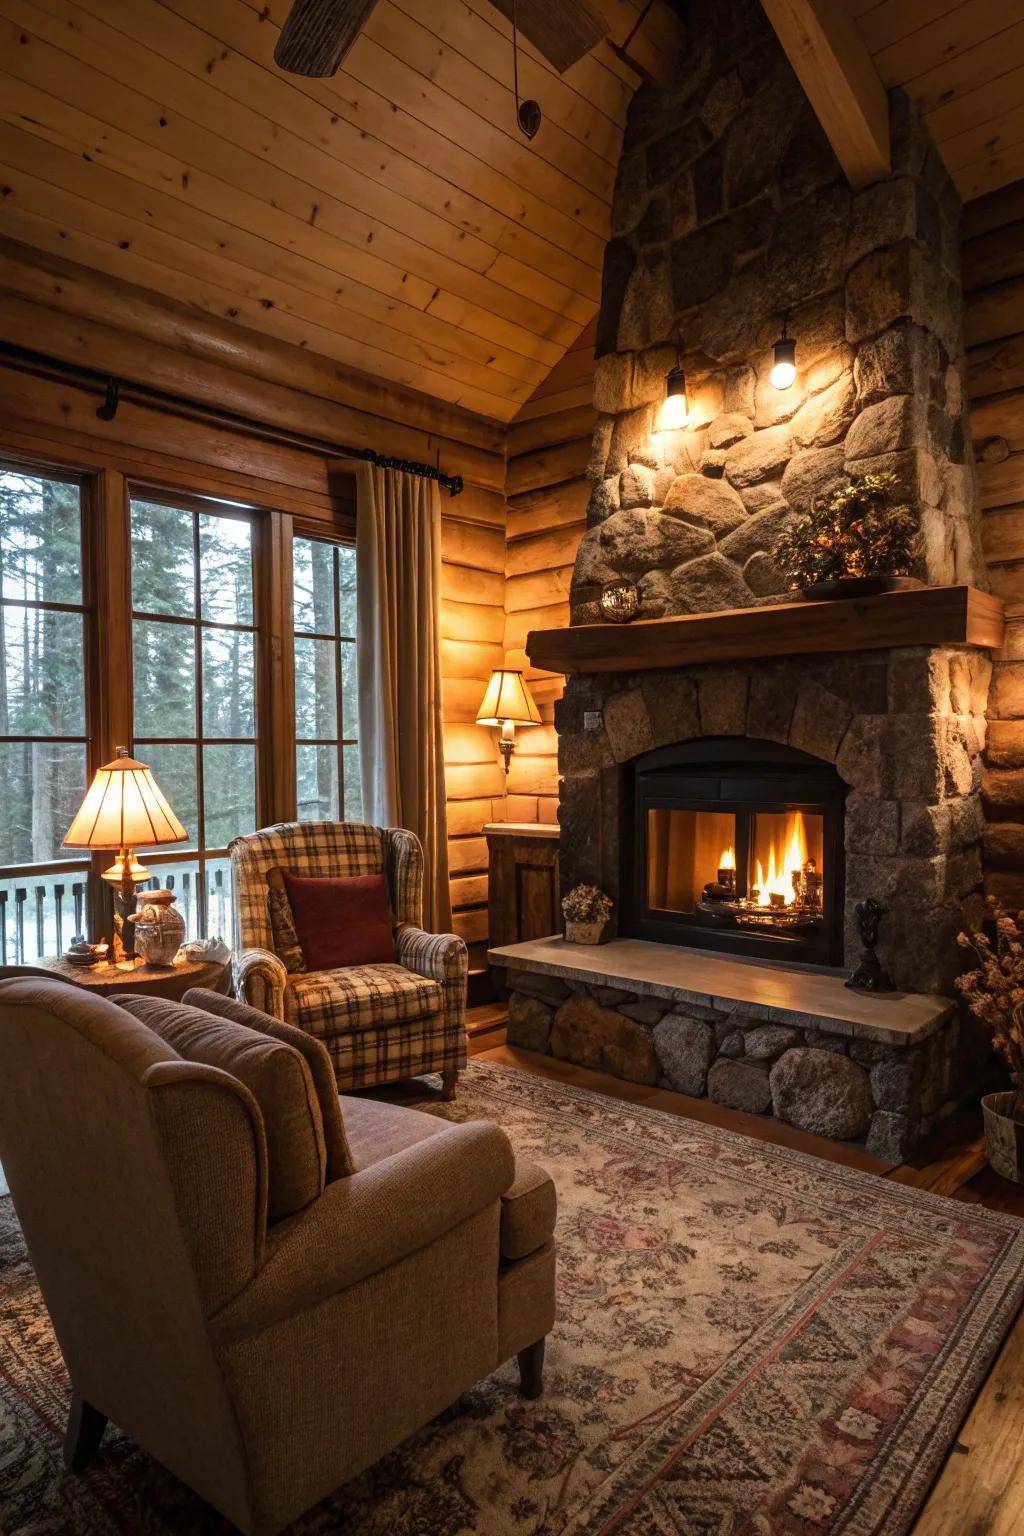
[229,822,467,1096]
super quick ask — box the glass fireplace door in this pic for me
[647,808,736,914]
[629,739,845,967]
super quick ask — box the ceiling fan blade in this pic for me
[274,0,380,77]
[487,0,609,74]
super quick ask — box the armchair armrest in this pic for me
[395,924,468,983]
[210,1119,515,1346]
[233,946,287,1020]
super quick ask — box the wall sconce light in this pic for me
[655,361,689,432]
[476,669,541,776]
[770,320,797,390]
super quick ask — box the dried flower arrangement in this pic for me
[773,472,919,590]
[956,900,1024,1114]
[562,884,613,925]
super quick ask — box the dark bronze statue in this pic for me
[845,897,894,993]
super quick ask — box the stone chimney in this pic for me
[573,0,981,623]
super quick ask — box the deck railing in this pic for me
[0,859,236,962]
[0,873,89,964]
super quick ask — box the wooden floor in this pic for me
[464,1008,1024,1536]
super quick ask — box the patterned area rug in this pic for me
[3,1059,1024,1536]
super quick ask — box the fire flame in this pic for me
[754,812,809,907]
[719,846,735,871]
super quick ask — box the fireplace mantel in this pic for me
[527,585,1004,676]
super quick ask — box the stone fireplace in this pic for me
[489,0,1007,1158]
[555,642,991,1000]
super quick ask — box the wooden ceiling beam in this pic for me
[0,237,507,457]
[596,0,686,91]
[760,0,891,189]
[486,0,608,75]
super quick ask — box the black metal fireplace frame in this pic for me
[623,737,846,966]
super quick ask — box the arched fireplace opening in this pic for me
[623,738,846,967]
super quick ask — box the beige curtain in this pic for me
[355,462,452,933]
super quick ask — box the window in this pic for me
[0,465,90,960]
[130,493,258,942]
[292,536,361,822]
[0,456,358,959]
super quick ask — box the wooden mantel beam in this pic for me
[760,0,891,189]
[527,587,1005,675]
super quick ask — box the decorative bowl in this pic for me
[600,579,640,623]
[63,941,109,967]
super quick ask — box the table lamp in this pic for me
[64,747,188,965]
[476,669,541,776]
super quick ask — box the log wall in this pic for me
[964,181,1024,905]
[0,250,508,962]
[502,319,596,826]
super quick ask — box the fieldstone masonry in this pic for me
[502,965,960,1161]
[530,1,1002,1152]
[574,0,980,624]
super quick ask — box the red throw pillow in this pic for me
[281,871,396,972]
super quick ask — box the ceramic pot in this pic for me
[565,919,609,945]
[982,1091,1024,1183]
[131,889,186,967]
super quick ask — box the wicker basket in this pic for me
[982,1091,1024,1183]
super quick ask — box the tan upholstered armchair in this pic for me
[229,821,467,1096]
[0,979,557,1536]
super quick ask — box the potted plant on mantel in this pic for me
[773,471,920,600]
[562,884,613,946]
[956,902,1024,1182]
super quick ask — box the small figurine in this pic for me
[846,897,893,993]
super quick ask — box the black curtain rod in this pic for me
[0,342,465,497]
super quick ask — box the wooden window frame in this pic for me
[0,457,100,955]
[127,484,263,937]
[291,528,360,823]
[0,439,350,947]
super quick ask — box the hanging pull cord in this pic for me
[512,0,521,117]
[512,0,541,139]
[619,0,655,59]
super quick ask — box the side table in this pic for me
[2,954,230,1001]
[484,822,561,949]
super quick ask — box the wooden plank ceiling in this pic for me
[853,0,1024,201]
[0,0,676,424]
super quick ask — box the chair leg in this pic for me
[517,1338,545,1400]
[64,1393,107,1472]
[441,1067,459,1101]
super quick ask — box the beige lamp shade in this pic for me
[476,670,541,728]
[63,753,188,852]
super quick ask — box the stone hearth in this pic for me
[491,937,960,1161]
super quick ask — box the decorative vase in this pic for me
[565,919,609,945]
[131,889,186,967]
[800,575,920,602]
[600,579,640,624]
[982,1091,1024,1183]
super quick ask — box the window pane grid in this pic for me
[293,538,359,823]
[0,466,89,957]
[131,494,257,939]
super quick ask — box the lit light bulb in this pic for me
[655,364,689,432]
[770,335,796,391]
